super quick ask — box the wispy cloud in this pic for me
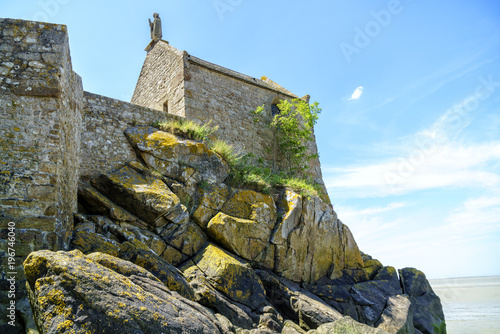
[336,195,500,278]
[445,196,500,234]
[349,86,364,100]
[419,92,488,142]
[335,202,408,241]
[339,202,408,216]
[325,142,500,198]
[326,86,500,198]
[362,44,499,114]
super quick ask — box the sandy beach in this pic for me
[430,276,500,334]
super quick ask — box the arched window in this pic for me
[271,103,280,116]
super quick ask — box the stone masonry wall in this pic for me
[0,18,82,330]
[81,92,180,180]
[184,57,286,163]
[184,57,324,186]
[130,41,325,187]
[131,41,185,117]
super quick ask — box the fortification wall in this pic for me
[0,19,82,254]
[184,57,284,161]
[184,57,324,185]
[0,18,82,327]
[81,92,179,179]
[131,41,185,117]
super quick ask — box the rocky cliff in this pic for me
[21,125,446,334]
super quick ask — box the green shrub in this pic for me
[254,99,321,175]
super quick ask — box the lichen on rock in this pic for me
[23,249,227,334]
[182,243,266,310]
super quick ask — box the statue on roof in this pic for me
[149,13,162,41]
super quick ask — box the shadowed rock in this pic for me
[92,161,180,227]
[399,268,446,334]
[23,249,228,334]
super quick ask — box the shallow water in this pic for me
[429,276,500,334]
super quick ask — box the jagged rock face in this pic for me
[199,186,365,285]
[92,161,181,227]
[256,269,343,330]
[376,295,414,334]
[117,239,195,300]
[192,183,229,228]
[182,243,267,310]
[124,125,230,186]
[21,126,446,333]
[23,250,228,334]
[400,268,446,334]
[118,126,365,285]
[207,212,274,262]
[309,317,391,334]
[271,192,364,283]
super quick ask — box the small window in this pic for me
[271,103,280,116]
[163,100,169,113]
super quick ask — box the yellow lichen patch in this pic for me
[222,189,276,224]
[135,292,146,302]
[187,141,210,155]
[192,204,213,228]
[23,252,50,284]
[153,312,162,321]
[385,266,397,276]
[147,131,179,149]
[189,243,266,308]
[207,212,271,261]
[281,191,301,220]
[363,259,383,279]
[56,319,74,331]
[46,289,67,313]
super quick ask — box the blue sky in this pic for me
[3,0,500,279]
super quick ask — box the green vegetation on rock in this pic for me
[152,114,322,199]
[254,98,321,175]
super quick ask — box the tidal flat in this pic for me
[430,276,500,334]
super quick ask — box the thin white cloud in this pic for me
[349,86,364,100]
[335,195,500,278]
[338,202,408,216]
[421,93,487,142]
[445,196,500,233]
[325,142,500,198]
[335,202,407,242]
[325,91,500,198]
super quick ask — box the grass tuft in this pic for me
[152,119,218,142]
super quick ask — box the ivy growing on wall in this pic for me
[253,98,321,176]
